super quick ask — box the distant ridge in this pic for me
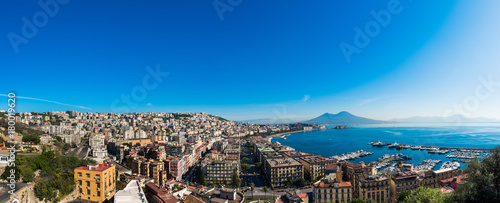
[390,115,500,123]
[303,111,386,125]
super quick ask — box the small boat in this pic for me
[372,141,387,146]
[411,145,422,150]
[388,142,399,148]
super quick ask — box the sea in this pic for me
[271,123,500,170]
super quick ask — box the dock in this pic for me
[368,142,495,152]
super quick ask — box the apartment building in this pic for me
[298,155,338,180]
[74,163,116,202]
[357,173,390,203]
[314,176,352,203]
[204,159,239,185]
[265,157,303,188]
[389,171,419,202]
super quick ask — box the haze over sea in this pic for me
[272,123,500,169]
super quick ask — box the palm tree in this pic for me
[250,182,255,199]
[263,186,268,199]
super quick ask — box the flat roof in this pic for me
[299,155,337,164]
[114,180,147,203]
[433,168,455,174]
[75,163,114,171]
[267,158,302,167]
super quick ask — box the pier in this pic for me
[370,153,412,170]
[331,150,374,161]
[368,141,495,152]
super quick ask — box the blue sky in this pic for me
[2,0,500,121]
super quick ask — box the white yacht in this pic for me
[388,142,399,148]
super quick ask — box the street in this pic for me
[0,182,27,202]
[243,186,313,198]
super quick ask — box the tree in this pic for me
[286,178,293,187]
[263,186,268,199]
[255,162,262,168]
[242,157,249,163]
[22,134,40,144]
[199,168,207,186]
[349,199,366,203]
[250,182,255,199]
[293,178,307,188]
[349,198,366,203]
[22,167,35,182]
[135,143,141,147]
[456,146,500,203]
[63,143,71,151]
[400,187,446,203]
[231,168,240,188]
[241,164,251,173]
[397,190,410,202]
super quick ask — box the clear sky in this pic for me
[1,0,500,121]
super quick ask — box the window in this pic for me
[78,172,82,177]
[79,188,82,194]
[87,189,90,195]
[79,180,82,186]
[87,181,90,187]
[97,191,101,197]
[97,183,100,189]
[86,173,90,178]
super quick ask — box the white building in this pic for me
[114,180,147,203]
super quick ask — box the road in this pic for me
[77,147,89,159]
[240,142,265,187]
[0,182,27,202]
[243,186,313,198]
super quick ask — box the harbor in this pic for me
[414,159,441,170]
[367,141,495,152]
[272,126,500,175]
[369,153,412,170]
[331,150,374,161]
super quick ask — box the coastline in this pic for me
[265,128,323,143]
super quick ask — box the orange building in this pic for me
[74,163,116,202]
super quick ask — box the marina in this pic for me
[368,141,495,152]
[439,161,461,170]
[370,153,412,170]
[415,159,441,170]
[273,125,500,174]
[331,150,374,161]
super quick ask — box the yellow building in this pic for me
[75,163,116,202]
[298,155,337,180]
[357,174,390,203]
[314,174,353,203]
[265,157,303,188]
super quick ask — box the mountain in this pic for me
[390,115,500,123]
[303,111,387,125]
